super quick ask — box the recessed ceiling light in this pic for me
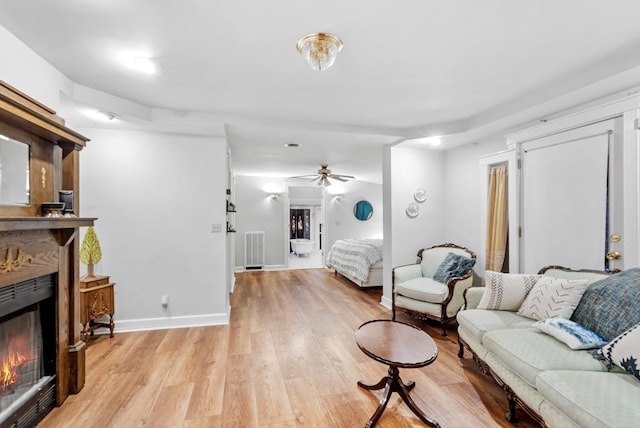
[120,51,157,74]
[89,111,118,122]
[284,143,301,148]
[424,136,441,146]
[133,56,156,74]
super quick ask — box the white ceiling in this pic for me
[2,1,640,183]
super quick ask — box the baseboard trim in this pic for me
[115,311,230,333]
[380,295,392,310]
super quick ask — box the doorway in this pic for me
[286,185,325,269]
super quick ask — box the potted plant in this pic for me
[80,226,102,278]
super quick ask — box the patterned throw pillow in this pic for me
[432,252,475,284]
[517,277,589,320]
[477,271,540,311]
[599,322,640,380]
[534,318,608,350]
[571,268,640,341]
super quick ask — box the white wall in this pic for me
[390,147,446,266]
[324,180,383,248]
[443,137,506,278]
[0,25,72,110]
[79,128,229,331]
[234,175,287,268]
[383,146,447,306]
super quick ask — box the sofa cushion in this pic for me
[396,277,447,303]
[599,322,640,380]
[537,371,640,428]
[571,268,640,341]
[456,309,535,344]
[432,252,475,284]
[482,329,609,388]
[534,318,608,350]
[517,276,588,320]
[477,272,540,311]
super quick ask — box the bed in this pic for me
[325,238,383,288]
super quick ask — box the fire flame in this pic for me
[1,338,29,391]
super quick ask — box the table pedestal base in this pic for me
[358,366,440,428]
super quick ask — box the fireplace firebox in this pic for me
[0,275,56,428]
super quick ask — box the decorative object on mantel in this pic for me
[296,33,343,71]
[80,226,102,278]
[41,202,65,217]
[406,202,419,218]
[59,190,75,217]
[414,188,427,203]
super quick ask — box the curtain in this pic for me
[486,166,508,271]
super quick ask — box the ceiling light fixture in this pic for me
[120,51,157,74]
[296,33,343,71]
[133,56,156,74]
[95,111,117,121]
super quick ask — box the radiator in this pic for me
[244,231,265,269]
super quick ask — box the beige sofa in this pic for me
[457,266,640,428]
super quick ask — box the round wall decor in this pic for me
[406,202,419,218]
[414,188,427,203]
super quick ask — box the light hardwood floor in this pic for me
[40,269,538,427]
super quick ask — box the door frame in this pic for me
[479,149,520,275]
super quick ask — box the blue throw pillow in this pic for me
[433,252,475,284]
[571,268,640,341]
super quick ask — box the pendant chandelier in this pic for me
[296,33,343,71]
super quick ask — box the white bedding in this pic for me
[326,238,383,284]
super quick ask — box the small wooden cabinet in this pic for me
[79,275,115,343]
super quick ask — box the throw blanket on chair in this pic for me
[326,239,383,283]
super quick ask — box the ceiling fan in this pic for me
[291,164,355,186]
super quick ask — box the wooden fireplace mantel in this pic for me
[0,81,92,406]
[0,217,96,232]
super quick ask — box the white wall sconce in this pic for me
[269,193,280,199]
[333,194,343,201]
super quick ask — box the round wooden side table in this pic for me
[355,319,440,428]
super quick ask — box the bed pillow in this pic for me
[477,271,540,311]
[432,252,475,284]
[599,322,640,380]
[534,318,608,350]
[517,276,589,320]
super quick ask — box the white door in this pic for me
[519,118,623,273]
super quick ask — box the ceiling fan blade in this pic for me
[290,174,317,179]
[331,174,355,179]
[332,176,348,182]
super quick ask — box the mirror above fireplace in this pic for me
[0,134,30,206]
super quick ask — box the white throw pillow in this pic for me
[600,322,640,380]
[517,276,589,320]
[477,271,541,311]
[534,318,608,350]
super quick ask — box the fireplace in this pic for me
[0,275,56,427]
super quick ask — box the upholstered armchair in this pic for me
[392,243,476,335]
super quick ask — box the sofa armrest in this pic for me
[463,287,485,310]
[393,264,422,284]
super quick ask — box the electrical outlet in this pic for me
[161,295,169,307]
[211,223,222,233]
